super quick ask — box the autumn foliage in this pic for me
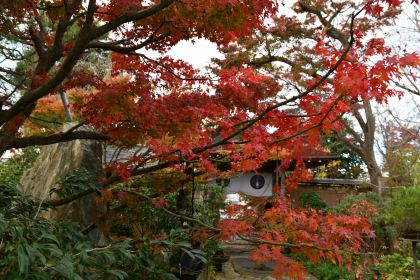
[0,0,420,279]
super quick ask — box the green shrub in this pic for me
[298,191,328,211]
[387,185,420,233]
[328,192,383,216]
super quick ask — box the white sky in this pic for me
[166,39,223,69]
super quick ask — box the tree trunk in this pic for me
[366,159,383,196]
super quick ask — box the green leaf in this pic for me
[0,220,9,231]
[73,241,84,251]
[17,244,29,277]
[190,249,206,256]
[10,180,25,196]
[163,273,180,280]
[11,227,17,240]
[119,248,132,262]
[145,258,155,268]
[5,242,14,252]
[44,234,59,244]
[193,254,207,264]
[44,244,63,257]
[138,249,146,259]
[108,270,127,280]
[16,226,24,238]
[98,249,116,265]
[174,242,191,248]
[79,249,87,265]
[181,248,196,261]
[36,250,46,266]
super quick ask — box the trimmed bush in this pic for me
[298,191,328,211]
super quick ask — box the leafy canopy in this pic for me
[0,0,419,279]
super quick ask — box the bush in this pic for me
[298,191,328,211]
[387,185,420,234]
[328,192,383,216]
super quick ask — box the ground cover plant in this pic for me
[0,0,420,279]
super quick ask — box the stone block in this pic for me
[225,271,241,279]
[21,123,111,246]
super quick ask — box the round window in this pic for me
[250,175,265,189]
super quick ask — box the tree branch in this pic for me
[91,0,176,39]
[0,67,24,78]
[340,119,364,145]
[86,30,172,53]
[28,116,64,125]
[352,109,368,134]
[7,130,109,149]
[364,99,375,143]
[127,189,334,251]
[335,129,365,160]
[62,121,86,135]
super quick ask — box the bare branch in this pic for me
[0,67,24,78]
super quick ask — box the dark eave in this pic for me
[307,178,363,185]
[216,152,341,172]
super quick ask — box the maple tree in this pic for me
[209,0,420,195]
[1,0,420,279]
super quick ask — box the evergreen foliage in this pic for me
[298,191,328,211]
